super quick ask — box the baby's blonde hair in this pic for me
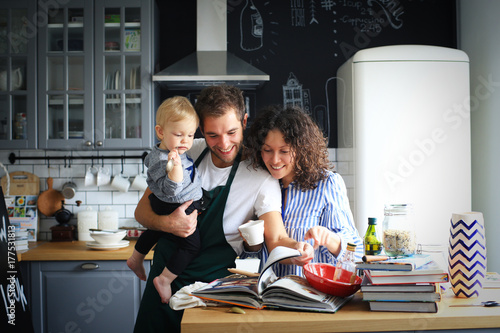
[155,96,199,139]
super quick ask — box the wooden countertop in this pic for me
[182,288,500,332]
[18,240,154,261]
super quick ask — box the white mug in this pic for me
[0,67,23,91]
[238,220,265,246]
[97,166,111,186]
[130,173,148,191]
[111,173,130,192]
[84,166,98,187]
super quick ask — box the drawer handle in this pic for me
[81,263,100,270]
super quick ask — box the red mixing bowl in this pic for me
[303,263,362,297]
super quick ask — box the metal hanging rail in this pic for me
[8,152,148,166]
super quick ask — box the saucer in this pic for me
[86,240,129,250]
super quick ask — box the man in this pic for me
[133,85,313,332]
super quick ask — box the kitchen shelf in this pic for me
[37,0,155,150]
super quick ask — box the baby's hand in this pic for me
[166,149,182,173]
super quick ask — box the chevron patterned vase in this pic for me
[448,212,487,298]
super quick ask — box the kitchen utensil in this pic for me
[303,263,362,297]
[166,158,174,173]
[54,200,73,224]
[37,177,64,216]
[449,301,500,307]
[1,171,39,196]
[362,255,407,262]
[227,268,260,277]
[61,181,77,199]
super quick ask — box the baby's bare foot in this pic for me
[153,275,173,303]
[127,256,147,281]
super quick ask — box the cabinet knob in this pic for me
[81,263,100,270]
[96,141,103,146]
[85,141,93,147]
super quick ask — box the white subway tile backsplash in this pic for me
[2,148,341,240]
[336,148,353,162]
[86,191,113,205]
[125,204,138,219]
[112,191,140,205]
[335,161,350,175]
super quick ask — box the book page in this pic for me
[257,246,301,294]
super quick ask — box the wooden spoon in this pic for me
[37,177,64,216]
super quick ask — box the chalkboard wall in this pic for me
[158,0,457,147]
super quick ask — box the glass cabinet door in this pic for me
[95,0,151,149]
[0,2,36,149]
[38,1,93,149]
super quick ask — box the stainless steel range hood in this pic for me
[153,0,269,90]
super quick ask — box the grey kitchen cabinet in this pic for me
[37,0,156,150]
[0,1,37,149]
[26,260,150,333]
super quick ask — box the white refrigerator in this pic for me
[337,45,471,247]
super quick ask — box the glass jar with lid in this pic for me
[382,204,416,256]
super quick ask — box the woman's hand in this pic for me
[304,226,342,256]
[290,241,314,266]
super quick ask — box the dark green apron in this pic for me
[134,148,241,333]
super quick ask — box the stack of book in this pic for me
[13,227,29,252]
[357,254,449,313]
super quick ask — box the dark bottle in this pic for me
[364,217,382,255]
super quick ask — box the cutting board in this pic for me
[1,171,40,196]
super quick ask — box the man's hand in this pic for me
[166,200,198,238]
[290,241,314,266]
[135,189,197,238]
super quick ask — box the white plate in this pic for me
[86,240,129,250]
[115,70,120,90]
[130,67,135,89]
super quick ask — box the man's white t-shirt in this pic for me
[189,139,281,255]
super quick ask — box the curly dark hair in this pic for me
[194,85,246,131]
[245,105,331,190]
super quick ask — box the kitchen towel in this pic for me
[169,281,208,310]
[448,212,487,297]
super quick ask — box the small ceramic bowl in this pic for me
[89,230,126,245]
[303,263,362,297]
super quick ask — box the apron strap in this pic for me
[194,148,209,167]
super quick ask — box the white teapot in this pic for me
[0,67,23,91]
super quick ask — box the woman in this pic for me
[245,105,363,276]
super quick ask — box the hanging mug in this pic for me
[130,173,148,191]
[97,166,111,186]
[111,173,130,192]
[84,166,98,187]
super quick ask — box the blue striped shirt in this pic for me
[260,171,363,277]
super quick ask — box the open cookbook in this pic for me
[191,246,353,313]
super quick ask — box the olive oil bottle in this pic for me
[364,217,382,255]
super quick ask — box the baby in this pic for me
[127,96,203,303]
